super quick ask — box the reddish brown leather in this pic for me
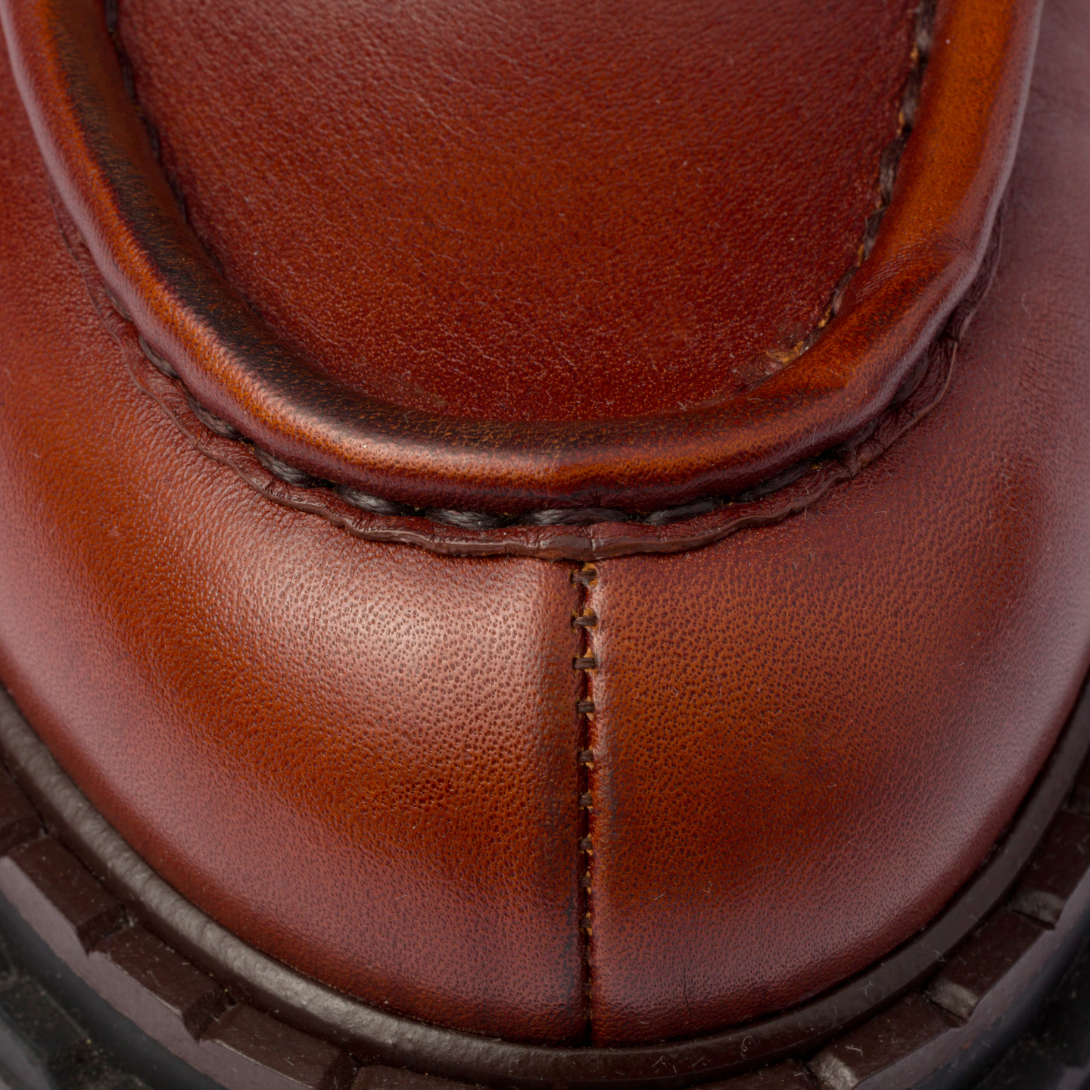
[0,0,1087,1062]
[0,0,1040,518]
[115,0,916,424]
[0,36,584,1043]
[583,0,1090,1041]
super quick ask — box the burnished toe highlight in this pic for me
[1,0,1090,1087]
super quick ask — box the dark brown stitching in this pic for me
[765,0,934,370]
[572,562,599,1032]
[53,190,998,562]
[97,1,935,532]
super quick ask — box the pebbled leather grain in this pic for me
[0,39,584,1042]
[0,0,1041,516]
[114,0,916,424]
[583,0,1090,1040]
[0,0,1087,1060]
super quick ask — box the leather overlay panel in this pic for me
[583,0,1090,1036]
[0,39,585,1043]
[60,204,996,562]
[0,0,1041,516]
[0,0,1086,1062]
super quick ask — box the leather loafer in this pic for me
[1,0,1089,1087]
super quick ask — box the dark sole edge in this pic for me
[2,869,1090,1090]
[0,680,1089,1090]
[3,872,1090,1090]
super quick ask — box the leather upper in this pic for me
[113,0,917,425]
[0,0,1038,518]
[2,0,1089,1058]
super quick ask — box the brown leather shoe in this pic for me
[1,0,1089,1086]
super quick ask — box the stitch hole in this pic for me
[103,285,131,321]
[423,508,511,531]
[644,498,723,526]
[859,207,888,264]
[878,136,908,205]
[914,1,935,63]
[825,266,858,323]
[137,335,177,378]
[520,508,633,527]
[898,72,924,133]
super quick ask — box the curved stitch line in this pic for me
[54,198,1001,561]
[98,0,935,528]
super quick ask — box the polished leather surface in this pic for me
[115,0,917,424]
[0,0,1040,518]
[0,41,584,1040]
[0,0,1087,1060]
[584,0,1090,1040]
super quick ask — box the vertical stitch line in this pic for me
[571,562,598,1036]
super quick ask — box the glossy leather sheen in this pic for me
[584,0,1090,1038]
[0,0,1089,1059]
[0,0,1040,516]
[0,39,583,1040]
[114,0,917,424]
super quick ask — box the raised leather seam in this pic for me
[109,0,931,444]
[34,2,1006,558]
[571,565,599,1032]
[50,190,1002,561]
[739,1,935,375]
[99,1,932,529]
[0,645,1087,1087]
[5,0,1037,514]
